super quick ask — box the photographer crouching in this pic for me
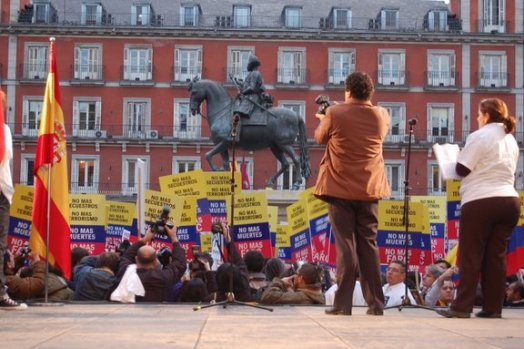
[113,211,186,302]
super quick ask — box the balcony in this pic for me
[424,70,459,90]
[325,68,353,89]
[172,66,204,86]
[476,71,509,90]
[477,19,507,33]
[19,63,48,82]
[120,65,154,86]
[275,68,308,88]
[376,70,408,89]
[71,64,104,85]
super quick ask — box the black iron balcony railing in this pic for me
[276,68,308,85]
[121,64,154,82]
[425,70,458,88]
[19,63,48,80]
[71,63,104,81]
[172,65,203,83]
[376,70,408,87]
[476,71,509,89]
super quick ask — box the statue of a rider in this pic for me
[233,54,272,119]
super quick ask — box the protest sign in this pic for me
[301,188,330,264]
[105,201,136,252]
[287,198,312,262]
[267,206,279,256]
[446,180,461,249]
[275,224,292,262]
[412,195,447,263]
[177,196,200,259]
[70,194,107,255]
[143,190,184,251]
[7,184,34,254]
[158,169,204,197]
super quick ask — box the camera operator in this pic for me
[73,252,120,301]
[115,224,186,302]
[214,222,251,302]
[177,251,217,302]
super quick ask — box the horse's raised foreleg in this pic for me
[267,145,289,189]
[281,144,303,190]
[206,141,228,171]
[220,149,230,171]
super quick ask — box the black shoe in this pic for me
[436,308,470,318]
[475,310,502,318]
[325,307,351,316]
[366,308,384,316]
[0,295,28,310]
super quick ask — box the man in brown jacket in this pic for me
[314,71,390,316]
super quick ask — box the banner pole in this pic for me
[44,163,52,303]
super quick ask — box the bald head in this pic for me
[136,245,158,268]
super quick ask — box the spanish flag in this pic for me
[29,38,71,279]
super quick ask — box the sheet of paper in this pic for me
[432,143,461,180]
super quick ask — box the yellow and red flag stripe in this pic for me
[29,38,71,279]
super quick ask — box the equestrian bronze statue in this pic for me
[188,77,311,190]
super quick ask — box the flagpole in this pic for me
[44,163,52,303]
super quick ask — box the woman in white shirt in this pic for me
[438,98,520,319]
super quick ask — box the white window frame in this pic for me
[284,7,302,28]
[278,101,305,122]
[124,98,151,138]
[333,8,352,29]
[172,156,201,174]
[427,10,448,32]
[479,51,507,87]
[122,156,150,195]
[24,43,48,79]
[378,50,405,86]
[174,99,201,139]
[428,161,447,195]
[276,158,306,191]
[428,103,455,143]
[74,44,102,80]
[123,45,152,81]
[33,2,55,24]
[328,48,355,84]
[71,155,100,193]
[81,3,103,25]
[380,9,399,30]
[20,154,35,186]
[72,97,102,137]
[427,50,456,87]
[22,97,43,137]
[228,47,254,81]
[378,102,406,143]
[385,161,404,199]
[277,47,306,84]
[174,45,202,82]
[180,4,199,26]
[233,5,251,28]
[483,0,505,32]
[131,4,152,26]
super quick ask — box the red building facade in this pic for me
[0,0,522,200]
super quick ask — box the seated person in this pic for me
[264,257,285,281]
[436,280,455,306]
[215,223,251,302]
[424,266,458,306]
[260,263,325,305]
[177,252,217,303]
[243,250,268,301]
[505,281,524,307]
[74,252,120,301]
[420,264,444,301]
[115,225,186,302]
[382,261,416,307]
[69,247,89,290]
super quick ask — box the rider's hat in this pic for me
[247,55,261,72]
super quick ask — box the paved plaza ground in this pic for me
[1,303,523,349]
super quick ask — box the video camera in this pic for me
[314,94,332,115]
[151,205,175,236]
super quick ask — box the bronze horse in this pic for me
[188,78,311,189]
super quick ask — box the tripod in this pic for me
[194,114,272,312]
[388,119,434,312]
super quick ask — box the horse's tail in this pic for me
[297,117,312,180]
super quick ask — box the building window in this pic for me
[22,97,43,137]
[173,156,201,174]
[123,46,152,81]
[180,4,199,26]
[385,162,404,199]
[279,101,305,121]
[233,5,251,28]
[174,46,202,82]
[131,4,153,26]
[483,0,505,32]
[378,50,405,86]
[427,51,456,87]
[72,98,102,137]
[277,48,305,84]
[228,47,253,81]
[479,52,507,88]
[379,8,399,30]
[24,44,48,80]
[174,99,201,139]
[328,49,354,84]
[20,154,35,186]
[429,162,446,195]
[428,104,454,143]
[426,10,448,31]
[332,8,352,29]
[122,157,150,194]
[81,3,104,25]
[284,7,302,28]
[74,45,102,80]
[378,103,405,142]
[124,99,150,138]
[277,160,305,191]
[33,2,57,24]
[71,156,99,193]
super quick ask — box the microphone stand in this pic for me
[388,119,434,312]
[194,114,272,312]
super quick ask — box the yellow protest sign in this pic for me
[446,179,461,201]
[267,206,279,233]
[518,192,524,225]
[378,200,426,232]
[412,196,446,223]
[227,191,268,225]
[202,171,241,199]
[9,184,34,220]
[158,169,205,196]
[70,194,107,226]
[143,189,184,224]
[106,201,135,226]
[286,198,309,235]
[179,196,197,227]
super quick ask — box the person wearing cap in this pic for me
[233,54,266,119]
